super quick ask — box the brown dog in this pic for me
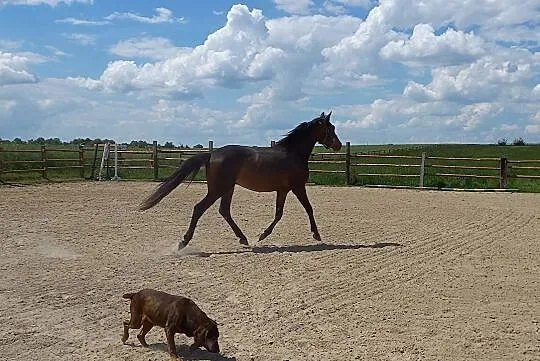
[122,288,220,359]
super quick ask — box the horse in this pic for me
[139,111,342,250]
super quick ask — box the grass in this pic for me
[2,143,540,192]
[308,144,540,192]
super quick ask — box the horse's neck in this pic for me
[286,139,316,162]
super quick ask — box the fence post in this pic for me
[153,141,158,181]
[500,157,508,189]
[90,143,99,180]
[208,140,214,152]
[41,145,47,179]
[345,141,351,185]
[271,140,276,147]
[0,146,3,177]
[419,152,426,187]
[78,145,85,178]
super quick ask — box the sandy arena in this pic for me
[0,182,539,361]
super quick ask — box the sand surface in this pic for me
[0,182,539,361]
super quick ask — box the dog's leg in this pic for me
[137,320,152,347]
[122,309,142,344]
[121,320,130,344]
[165,327,179,360]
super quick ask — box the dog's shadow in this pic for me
[127,342,236,360]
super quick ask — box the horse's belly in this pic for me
[236,168,290,192]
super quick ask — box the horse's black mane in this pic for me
[276,119,318,148]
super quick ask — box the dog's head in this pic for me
[194,319,220,353]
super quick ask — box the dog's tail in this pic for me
[139,152,211,211]
[122,292,136,299]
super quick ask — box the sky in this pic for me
[0,0,539,146]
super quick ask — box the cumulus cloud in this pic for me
[404,50,538,103]
[74,5,278,95]
[380,24,487,67]
[104,7,185,24]
[444,102,503,131]
[6,2,539,144]
[0,51,42,86]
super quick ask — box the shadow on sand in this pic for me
[177,241,403,258]
[126,342,237,361]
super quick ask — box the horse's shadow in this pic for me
[126,342,236,361]
[188,241,402,257]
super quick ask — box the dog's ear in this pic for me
[194,326,209,343]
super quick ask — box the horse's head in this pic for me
[313,111,342,151]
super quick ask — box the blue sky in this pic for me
[0,0,539,146]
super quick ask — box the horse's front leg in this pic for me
[291,186,321,242]
[259,190,288,242]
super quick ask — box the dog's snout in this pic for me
[206,340,220,353]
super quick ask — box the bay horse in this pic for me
[139,111,342,250]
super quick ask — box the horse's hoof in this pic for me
[313,233,322,243]
[178,242,187,251]
[239,238,249,246]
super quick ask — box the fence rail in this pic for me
[1,142,539,190]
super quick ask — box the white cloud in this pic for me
[404,49,538,103]
[109,37,188,61]
[444,102,503,131]
[45,45,69,57]
[75,5,275,94]
[55,17,109,25]
[380,24,487,67]
[0,79,246,144]
[273,0,314,15]
[104,7,185,24]
[500,123,519,131]
[0,51,41,86]
[330,0,371,7]
[0,40,23,50]
[0,0,91,6]
[4,2,540,144]
[525,124,540,135]
[63,33,96,46]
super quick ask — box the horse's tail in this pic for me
[139,152,211,211]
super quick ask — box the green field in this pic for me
[1,142,540,192]
[309,144,540,192]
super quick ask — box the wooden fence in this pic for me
[1,142,539,190]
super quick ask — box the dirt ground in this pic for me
[0,181,539,361]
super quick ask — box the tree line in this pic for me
[0,137,203,149]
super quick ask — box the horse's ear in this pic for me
[325,111,332,122]
[320,111,325,118]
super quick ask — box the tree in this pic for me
[512,137,526,146]
[193,144,204,149]
[164,141,175,149]
[497,138,508,146]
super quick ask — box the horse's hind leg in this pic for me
[259,190,288,242]
[181,192,221,249]
[219,186,249,246]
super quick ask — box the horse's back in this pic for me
[209,145,302,192]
